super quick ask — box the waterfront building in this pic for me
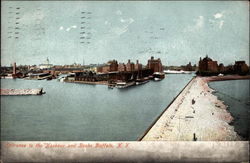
[12,62,16,75]
[218,63,225,73]
[147,56,163,72]
[108,60,118,72]
[233,61,249,74]
[97,60,118,73]
[102,65,110,73]
[126,59,135,72]
[118,63,126,72]
[39,58,53,69]
[198,55,218,72]
[182,62,193,71]
[43,67,84,76]
[135,60,142,71]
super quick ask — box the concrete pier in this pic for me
[141,75,250,141]
[0,88,44,95]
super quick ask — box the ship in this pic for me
[116,81,135,88]
[27,73,52,80]
[153,72,165,81]
[164,70,192,74]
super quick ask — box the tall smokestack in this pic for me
[13,62,16,75]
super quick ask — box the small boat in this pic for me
[154,77,162,81]
[108,84,115,89]
[153,72,165,81]
[116,81,135,88]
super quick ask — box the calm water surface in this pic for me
[1,74,194,141]
[209,80,250,140]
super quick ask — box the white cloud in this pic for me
[65,25,77,32]
[59,26,64,30]
[196,16,204,29]
[183,16,204,33]
[214,12,223,19]
[109,18,134,36]
[209,18,225,29]
[116,10,122,15]
[112,27,128,35]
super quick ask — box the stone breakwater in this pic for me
[0,88,44,95]
[142,76,243,141]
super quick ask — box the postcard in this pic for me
[1,1,249,162]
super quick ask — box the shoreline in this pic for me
[141,75,250,141]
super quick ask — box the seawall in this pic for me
[140,75,248,141]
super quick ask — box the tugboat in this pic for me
[116,81,135,88]
[153,72,165,81]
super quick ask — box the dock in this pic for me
[0,88,45,95]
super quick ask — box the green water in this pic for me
[209,80,250,140]
[1,74,194,141]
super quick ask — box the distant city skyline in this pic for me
[1,1,249,66]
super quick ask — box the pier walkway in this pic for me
[140,75,250,141]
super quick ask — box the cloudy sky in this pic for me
[1,1,249,66]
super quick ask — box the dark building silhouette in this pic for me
[234,61,249,74]
[198,55,218,73]
[147,56,163,73]
[218,63,225,72]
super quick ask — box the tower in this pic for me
[46,57,49,65]
[13,62,16,75]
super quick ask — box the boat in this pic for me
[153,72,165,81]
[148,75,154,80]
[108,84,115,89]
[135,77,150,85]
[116,81,135,88]
[57,73,75,82]
[28,73,52,80]
[136,80,149,85]
[164,70,192,74]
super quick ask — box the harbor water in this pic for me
[1,74,194,141]
[209,80,250,140]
